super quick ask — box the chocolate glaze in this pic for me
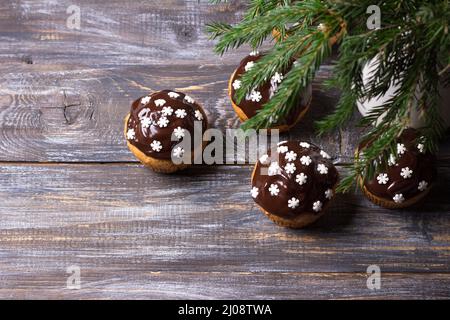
[252,141,338,219]
[230,53,312,123]
[362,128,436,202]
[126,90,208,160]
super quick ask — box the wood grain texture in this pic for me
[0,163,449,299]
[0,0,449,299]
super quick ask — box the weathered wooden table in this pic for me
[0,0,449,299]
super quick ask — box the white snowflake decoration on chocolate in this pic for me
[172,147,185,158]
[157,116,169,128]
[141,117,152,129]
[126,128,135,140]
[418,180,428,191]
[296,173,308,185]
[249,90,262,102]
[313,201,323,212]
[285,151,297,162]
[300,155,312,166]
[251,187,259,199]
[150,140,162,152]
[325,189,333,200]
[155,99,166,107]
[175,109,187,118]
[400,167,413,179]
[393,193,405,203]
[245,61,255,71]
[168,92,180,99]
[268,184,280,196]
[388,154,397,166]
[271,72,283,84]
[184,95,195,104]
[259,154,270,165]
[194,110,203,121]
[173,127,185,139]
[288,197,300,209]
[268,162,281,176]
[140,96,151,104]
[417,143,425,153]
[377,173,389,185]
[397,143,406,155]
[320,150,331,159]
[162,106,173,116]
[285,163,296,174]
[277,146,288,154]
[232,79,242,90]
[299,142,310,149]
[317,164,328,175]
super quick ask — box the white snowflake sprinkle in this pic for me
[285,151,297,162]
[300,156,312,166]
[288,197,300,209]
[325,189,333,200]
[232,79,241,90]
[397,143,406,155]
[388,154,397,166]
[285,163,296,174]
[173,127,185,139]
[320,150,331,159]
[249,90,262,102]
[150,140,162,152]
[157,116,169,128]
[317,164,328,175]
[184,95,195,104]
[126,128,135,140]
[168,92,180,99]
[141,117,152,129]
[140,96,151,104]
[299,142,310,149]
[268,184,280,196]
[271,72,283,84]
[259,154,270,165]
[251,187,259,199]
[393,193,405,203]
[155,99,166,107]
[400,167,413,179]
[161,106,173,116]
[175,109,187,118]
[417,143,425,153]
[277,146,288,154]
[245,61,254,71]
[268,162,281,176]
[249,50,259,56]
[194,110,203,121]
[313,201,323,212]
[418,180,428,191]
[296,173,308,185]
[172,147,185,158]
[377,173,389,185]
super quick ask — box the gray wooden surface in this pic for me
[0,0,449,299]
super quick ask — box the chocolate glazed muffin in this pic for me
[124,90,208,173]
[358,128,436,208]
[228,52,312,132]
[251,141,339,228]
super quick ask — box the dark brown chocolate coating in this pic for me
[251,141,338,219]
[362,128,436,203]
[230,53,311,123]
[126,90,207,160]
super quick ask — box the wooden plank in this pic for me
[1,271,449,299]
[0,0,362,163]
[0,163,449,276]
